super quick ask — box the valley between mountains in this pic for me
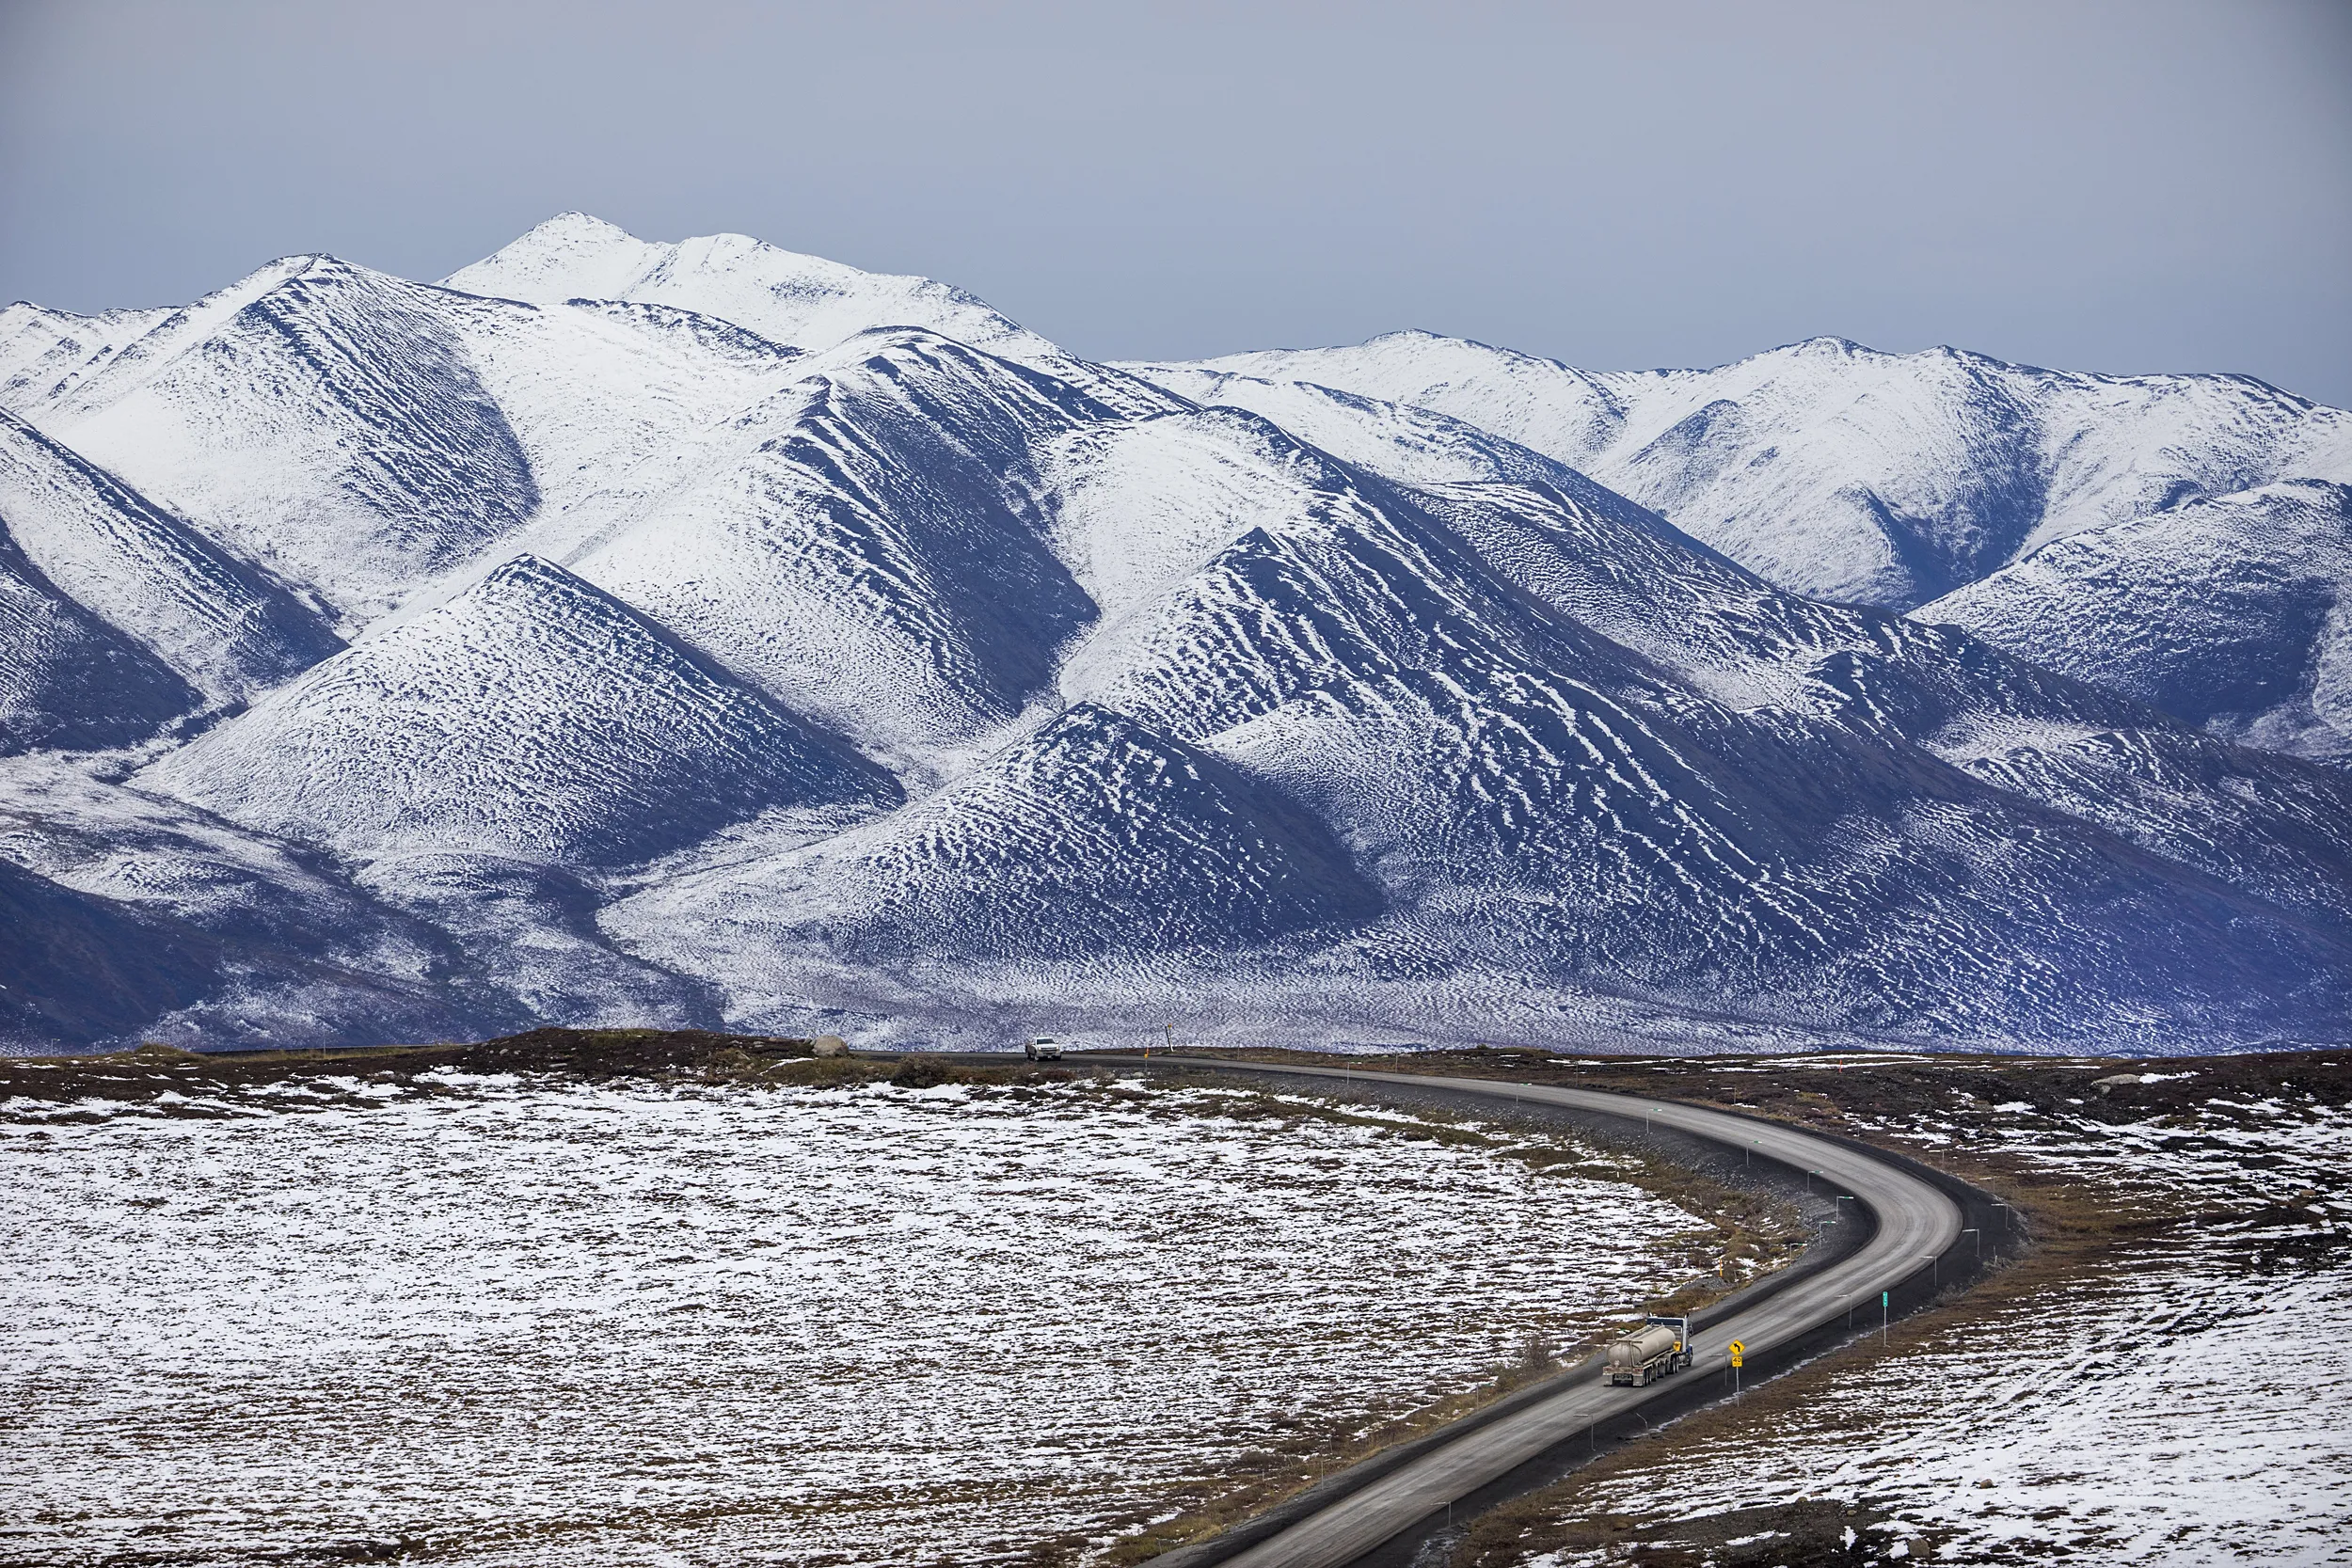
[4,214,2349,1056]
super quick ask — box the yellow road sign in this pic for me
[1728,1338,1746,1368]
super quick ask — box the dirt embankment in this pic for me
[0,1027,1072,1107]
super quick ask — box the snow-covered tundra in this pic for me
[0,1068,1708,1565]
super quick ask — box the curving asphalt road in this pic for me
[1121,1058,1965,1568]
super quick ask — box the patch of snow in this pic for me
[0,1074,1702,1563]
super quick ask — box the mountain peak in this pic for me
[442,213,665,304]
[527,211,636,241]
[476,549,576,595]
[437,214,1174,414]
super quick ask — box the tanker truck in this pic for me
[1604,1314,1693,1387]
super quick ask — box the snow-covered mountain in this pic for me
[0,255,826,629]
[564,327,1123,776]
[1922,480,2352,766]
[1138,333,2352,609]
[445,213,1177,419]
[4,216,2348,1054]
[145,554,897,866]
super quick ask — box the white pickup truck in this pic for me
[1023,1037,1064,1061]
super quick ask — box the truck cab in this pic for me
[1024,1037,1064,1061]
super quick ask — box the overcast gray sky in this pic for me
[5,0,2348,404]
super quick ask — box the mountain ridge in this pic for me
[1135,330,2352,610]
[3,214,2346,1054]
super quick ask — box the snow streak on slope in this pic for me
[0,858,218,1046]
[1925,480,2352,765]
[1936,724,2352,934]
[0,742,711,1052]
[0,410,339,703]
[1144,333,2352,608]
[0,751,488,1052]
[146,556,897,867]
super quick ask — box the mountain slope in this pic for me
[1139,333,2352,608]
[568,328,1113,773]
[0,517,198,753]
[0,857,223,1046]
[144,555,898,865]
[1,260,309,415]
[1923,481,2352,765]
[12,257,541,624]
[620,702,1382,976]
[0,747,519,1051]
[5,258,815,631]
[0,409,340,703]
[0,848,487,1053]
[0,746,710,1046]
[624,404,2352,1049]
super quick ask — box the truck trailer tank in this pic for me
[1607,1323,1680,1370]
